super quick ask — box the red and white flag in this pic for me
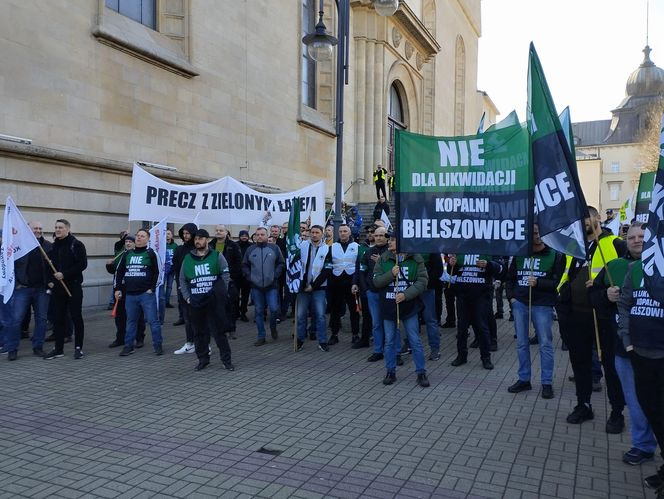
[0,197,40,303]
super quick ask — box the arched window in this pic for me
[301,0,317,108]
[387,82,407,173]
[454,36,466,134]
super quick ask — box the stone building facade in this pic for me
[0,0,488,304]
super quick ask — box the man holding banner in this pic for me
[556,207,626,426]
[44,219,88,360]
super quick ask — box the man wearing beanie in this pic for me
[180,229,234,371]
[373,231,430,387]
[114,229,163,356]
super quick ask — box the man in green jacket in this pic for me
[373,231,429,387]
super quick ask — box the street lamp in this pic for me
[302,0,399,235]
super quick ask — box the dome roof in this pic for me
[625,45,664,97]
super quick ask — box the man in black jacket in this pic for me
[44,219,88,360]
[237,230,252,322]
[210,225,242,336]
[557,206,626,425]
[172,223,197,353]
[181,229,234,371]
[449,253,503,370]
[114,229,162,356]
[505,225,564,399]
[4,223,53,360]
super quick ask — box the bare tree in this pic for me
[637,100,664,172]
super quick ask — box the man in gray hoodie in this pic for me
[241,227,285,346]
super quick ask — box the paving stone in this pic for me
[0,308,654,499]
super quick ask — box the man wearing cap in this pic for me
[237,230,252,322]
[180,229,234,371]
[373,231,430,387]
[106,235,145,348]
[242,226,285,346]
[114,229,163,357]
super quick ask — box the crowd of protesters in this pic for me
[1,205,663,493]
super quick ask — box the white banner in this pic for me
[149,217,168,304]
[128,165,325,227]
[0,197,40,302]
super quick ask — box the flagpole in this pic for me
[38,245,72,297]
[293,294,298,352]
[395,254,401,327]
[587,265,603,362]
[528,266,533,336]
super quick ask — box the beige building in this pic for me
[0,0,487,304]
[574,45,664,218]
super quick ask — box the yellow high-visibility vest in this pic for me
[557,235,619,292]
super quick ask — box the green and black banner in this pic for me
[636,171,656,223]
[394,123,532,256]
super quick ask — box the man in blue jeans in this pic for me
[242,226,285,346]
[373,231,429,387]
[295,225,331,351]
[505,224,564,399]
[4,229,52,360]
[355,226,390,361]
[114,229,163,356]
[592,222,657,465]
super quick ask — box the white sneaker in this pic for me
[174,342,195,354]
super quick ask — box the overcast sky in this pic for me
[478,0,664,123]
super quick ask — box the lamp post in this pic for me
[303,0,399,235]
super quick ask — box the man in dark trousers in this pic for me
[557,206,626,426]
[210,224,242,336]
[44,219,87,360]
[114,229,163,356]
[617,229,664,492]
[172,223,197,353]
[593,222,656,465]
[180,229,234,372]
[328,224,360,346]
[373,165,388,200]
[236,230,252,322]
[449,253,502,370]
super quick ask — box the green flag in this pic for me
[286,198,302,293]
[528,43,588,259]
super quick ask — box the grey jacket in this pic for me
[241,242,285,289]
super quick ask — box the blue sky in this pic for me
[478,0,664,122]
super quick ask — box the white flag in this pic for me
[380,209,393,231]
[149,218,168,303]
[0,197,40,303]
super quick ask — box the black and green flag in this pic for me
[286,198,302,293]
[528,43,588,259]
[642,114,664,298]
[635,171,656,223]
[394,122,532,255]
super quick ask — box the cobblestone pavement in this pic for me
[0,305,658,498]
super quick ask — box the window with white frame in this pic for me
[610,161,620,173]
[609,182,621,201]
